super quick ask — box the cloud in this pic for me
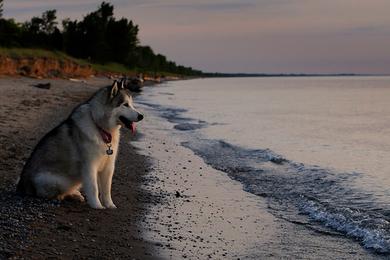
[137,2,255,12]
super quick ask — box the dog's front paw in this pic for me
[105,202,117,209]
[90,204,105,209]
[101,197,117,209]
[87,200,105,209]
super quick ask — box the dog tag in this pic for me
[106,144,113,155]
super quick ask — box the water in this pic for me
[138,76,390,255]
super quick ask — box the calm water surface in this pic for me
[139,76,390,254]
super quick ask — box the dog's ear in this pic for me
[110,80,119,98]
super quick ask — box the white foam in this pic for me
[300,200,390,253]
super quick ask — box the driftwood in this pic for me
[32,83,51,90]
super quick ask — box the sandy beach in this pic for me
[0,76,384,259]
[0,77,160,259]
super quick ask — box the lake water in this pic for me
[138,76,390,255]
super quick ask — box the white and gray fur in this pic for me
[17,80,143,209]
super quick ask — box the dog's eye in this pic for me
[123,103,129,107]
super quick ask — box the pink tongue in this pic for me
[131,122,136,135]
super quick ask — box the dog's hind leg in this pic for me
[98,163,116,209]
[59,184,84,202]
[33,172,71,199]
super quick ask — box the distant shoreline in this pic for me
[203,73,390,78]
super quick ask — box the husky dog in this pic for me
[17,80,143,209]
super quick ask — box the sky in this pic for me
[3,0,390,74]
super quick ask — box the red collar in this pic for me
[91,111,112,144]
[96,125,112,144]
[96,124,112,143]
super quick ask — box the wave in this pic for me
[182,139,390,254]
[300,199,390,253]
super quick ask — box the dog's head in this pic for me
[107,80,144,134]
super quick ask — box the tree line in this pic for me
[0,1,202,76]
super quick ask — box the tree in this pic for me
[62,18,84,57]
[80,2,114,62]
[21,10,60,49]
[23,10,57,35]
[62,2,139,64]
[0,18,22,47]
[41,10,57,34]
[0,1,202,76]
[106,18,138,64]
[0,0,3,18]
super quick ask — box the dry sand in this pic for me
[0,77,160,259]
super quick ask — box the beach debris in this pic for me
[32,82,51,89]
[69,78,86,83]
[125,74,144,92]
[175,191,182,198]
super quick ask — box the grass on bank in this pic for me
[0,47,83,63]
[0,47,182,77]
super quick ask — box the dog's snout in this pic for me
[137,113,144,121]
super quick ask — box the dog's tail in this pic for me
[16,173,36,196]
